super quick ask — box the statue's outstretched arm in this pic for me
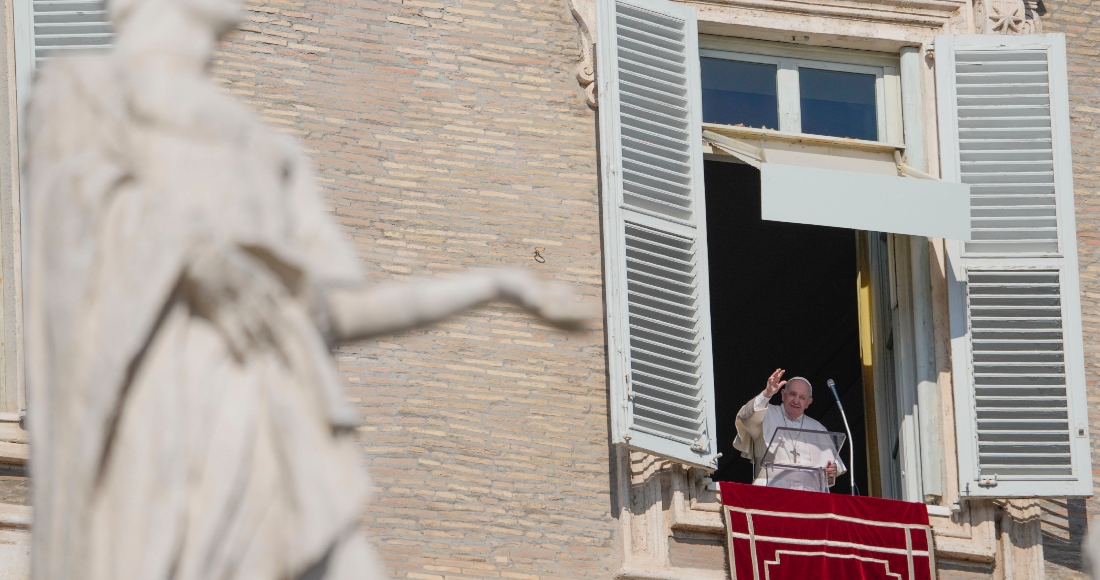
[325,268,596,342]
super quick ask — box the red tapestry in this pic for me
[720,482,934,580]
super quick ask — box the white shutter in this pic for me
[11,0,112,126]
[595,0,718,469]
[937,34,1091,497]
[32,0,113,66]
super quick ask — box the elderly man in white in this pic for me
[733,369,844,488]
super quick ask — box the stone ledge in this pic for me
[615,565,728,580]
[0,442,27,466]
[0,416,28,466]
[0,504,30,530]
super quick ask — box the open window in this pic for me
[594,0,1091,504]
[593,0,973,485]
[594,0,990,497]
[937,33,1092,498]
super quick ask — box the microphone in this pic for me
[827,379,856,496]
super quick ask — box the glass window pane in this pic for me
[798,68,878,141]
[701,58,779,131]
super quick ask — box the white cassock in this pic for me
[732,391,847,488]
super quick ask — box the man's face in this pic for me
[782,380,812,420]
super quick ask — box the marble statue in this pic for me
[20,0,592,575]
[1085,516,1100,579]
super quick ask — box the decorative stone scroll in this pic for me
[570,0,598,108]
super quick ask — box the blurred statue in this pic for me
[1085,516,1100,579]
[21,0,591,575]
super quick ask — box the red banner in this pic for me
[720,482,934,580]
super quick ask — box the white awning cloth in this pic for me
[702,127,971,241]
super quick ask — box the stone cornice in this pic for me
[689,0,968,29]
[570,0,1045,103]
[570,0,971,107]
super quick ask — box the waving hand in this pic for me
[764,368,787,398]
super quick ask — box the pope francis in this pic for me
[733,369,845,488]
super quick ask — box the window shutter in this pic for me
[595,0,718,469]
[936,34,1091,497]
[32,0,113,66]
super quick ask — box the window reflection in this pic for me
[701,58,779,131]
[799,68,878,141]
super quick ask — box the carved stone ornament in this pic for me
[975,0,1043,34]
[570,0,598,108]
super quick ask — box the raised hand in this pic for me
[764,368,787,398]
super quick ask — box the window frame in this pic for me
[13,0,33,132]
[696,38,961,503]
[699,35,903,145]
[0,0,34,465]
[704,48,893,144]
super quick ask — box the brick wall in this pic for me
[1039,1,1100,577]
[209,0,618,576]
[667,532,728,572]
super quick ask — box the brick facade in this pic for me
[210,0,618,576]
[1041,0,1100,577]
[206,0,1100,576]
[667,533,727,572]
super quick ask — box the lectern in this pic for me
[762,427,846,493]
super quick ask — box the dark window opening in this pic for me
[704,160,869,496]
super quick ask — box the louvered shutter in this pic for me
[936,34,1091,497]
[595,0,718,469]
[32,0,113,66]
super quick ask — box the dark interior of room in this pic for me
[704,160,868,496]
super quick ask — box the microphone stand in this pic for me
[827,379,855,496]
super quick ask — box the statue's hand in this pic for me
[182,244,286,359]
[494,268,599,330]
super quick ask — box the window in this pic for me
[595,0,1095,506]
[21,0,113,66]
[700,58,778,130]
[699,40,900,144]
[594,0,970,476]
[798,68,877,141]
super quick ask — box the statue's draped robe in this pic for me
[26,57,382,579]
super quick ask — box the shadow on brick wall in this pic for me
[1042,498,1088,576]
